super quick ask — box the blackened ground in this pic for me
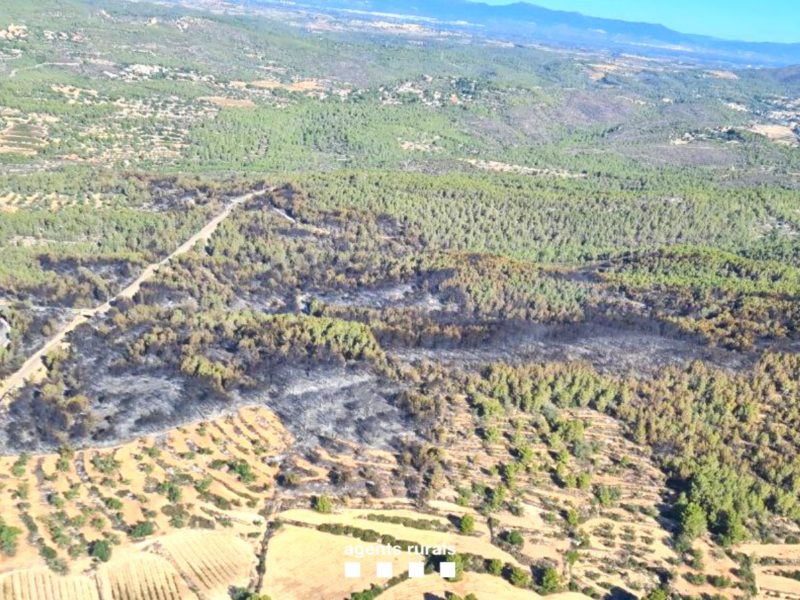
[388,316,755,374]
[0,323,414,453]
[0,305,75,378]
[238,367,413,449]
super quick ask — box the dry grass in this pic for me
[198,96,256,109]
[399,138,440,152]
[276,507,522,565]
[381,572,592,600]
[755,568,800,598]
[0,568,100,600]
[737,543,800,560]
[749,124,798,145]
[153,531,255,598]
[0,110,49,156]
[96,552,197,600]
[464,159,584,179]
[51,85,100,104]
[0,406,288,584]
[707,70,739,80]
[261,524,422,600]
[1,379,795,600]
[250,78,323,92]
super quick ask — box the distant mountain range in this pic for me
[261,0,800,67]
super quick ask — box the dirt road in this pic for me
[0,190,261,402]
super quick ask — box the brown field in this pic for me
[755,568,800,598]
[1,396,798,600]
[381,572,592,600]
[435,400,702,598]
[0,568,100,600]
[0,110,49,156]
[262,524,423,600]
[707,70,739,80]
[464,159,584,179]
[0,536,249,600]
[276,508,522,566]
[250,78,323,93]
[198,96,257,109]
[96,552,197,600]
[749,124,798,145]
[732,544,800,598]
[0,406,287,577]
[737,543,800,560]
[154,531,255,598]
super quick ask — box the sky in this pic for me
[477,0,800,43]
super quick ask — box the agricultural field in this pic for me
[1,0,800,599]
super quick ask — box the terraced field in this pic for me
[97,554,194,600]
[0,568,101,600]
[0,399,797,600]
[156,532,254,598]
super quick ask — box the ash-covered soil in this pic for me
[0,357,411,454]
[0,296,759,454]
[0,304,77,378]
[389,316,755,374]
[0,264,770,455]
[311,282,451,313]
[239,369,412,449]
[310,281,753,373]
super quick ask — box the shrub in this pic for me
[11,453,30,477]
[565,509,579,527]
[593,485,621,508]
[230,588,272,600]
[540,566,561,593]
[509,566,531,588]
[104,497,123,510]
[228,460,256,483]
[89,540,112,562]
[501,529,524,548]
[643,588,669,600]
[680,501,707,541]
[486,558,503,576]
[459,514,475,534]
[128,521,155,539]
[0,519,22,556]
[313,495,333,514]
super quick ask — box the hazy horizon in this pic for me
[472,0,800,44]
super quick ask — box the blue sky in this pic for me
[477,0,800,43]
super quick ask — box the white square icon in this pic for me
[439,562,456,578]
[344,562,361,578]
[376,561,393,578]
[408,562,425,578]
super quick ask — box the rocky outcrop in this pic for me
[0,316,10,350]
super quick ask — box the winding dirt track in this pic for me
[0,190,261,402]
